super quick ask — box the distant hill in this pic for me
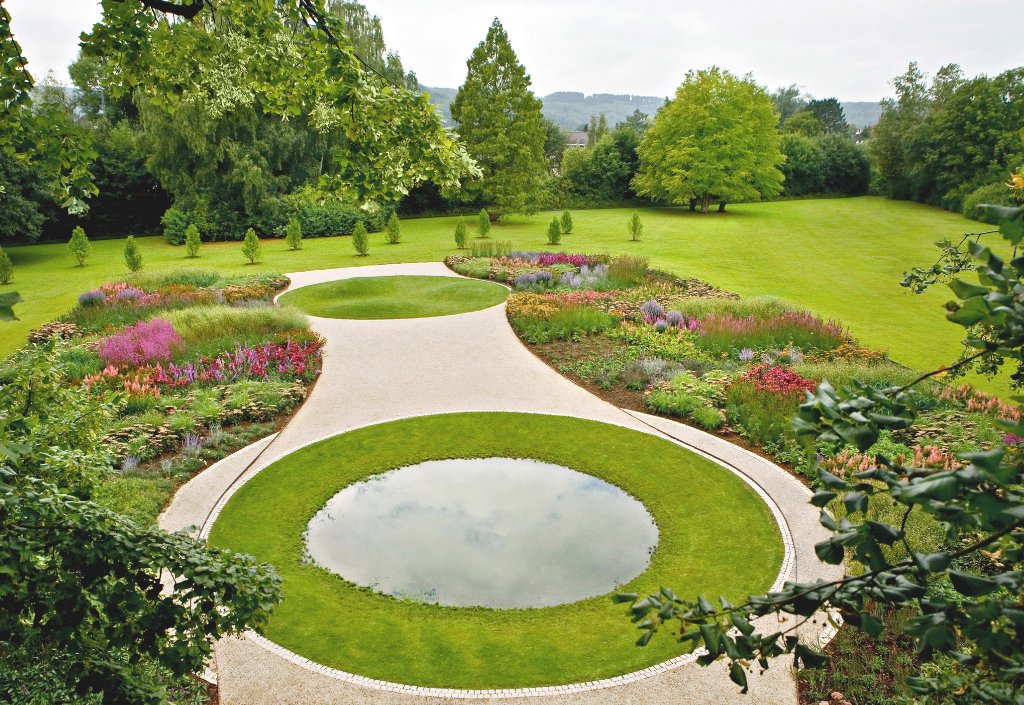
[421,86,883,130]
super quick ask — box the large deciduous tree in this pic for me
[450,18,546,217]
[633,67,784,212]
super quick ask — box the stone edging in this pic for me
[199,411,802,699]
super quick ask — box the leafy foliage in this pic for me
[450,19,547,215]
[634,67,784,211]
[80,0,476,216]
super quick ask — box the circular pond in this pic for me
[210,413,784,689]
[278,275,508,319]
[305,457,658,608]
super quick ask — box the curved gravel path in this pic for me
[160,262,842,705]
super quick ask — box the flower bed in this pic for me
[13,269,321,526]
[448,251,1006,481]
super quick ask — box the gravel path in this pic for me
[160,262,842,705]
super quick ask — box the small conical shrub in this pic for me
[352,221,369,256]
[627,211,644,242]
[560,210,573,234]
[184,224,202,258]
[454,218,468,249]
[0,247,13,284]
[285,218,303,251]
[385,213,401,244]
[124,236,143,272]
[478,208,491,238]
[241,228,261,264]
[547,217,562,245]
[68,226,92,266]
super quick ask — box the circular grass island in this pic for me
[278,275,508,319]
[209,413,784,689]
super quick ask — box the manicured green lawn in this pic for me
[0,197,999,390]
[209,413,783,688]
[279,275,507,319]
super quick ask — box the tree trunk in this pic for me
[700,194,710,213]
[718,201,727,212]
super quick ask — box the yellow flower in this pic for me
[1009,171,1024,190]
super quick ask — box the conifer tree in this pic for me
[454,218,469,249]
[385,213,401,244]
[352,221,369,256]
[0,246,13,285]
[241,228,261,264]
[547,217,562,245]
[184,224,202,258]
[123,236,143,272]
[451,19,547,217]
[560,210,574,234]
[285,218,303,250]
[478,208,492,238]
[68,226,92,267]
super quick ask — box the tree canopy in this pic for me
[450,18,547,216]
[633,67,784,212]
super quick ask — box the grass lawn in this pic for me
[1,197,1000,391]
[209,412,783,688]
[279,275,507,319]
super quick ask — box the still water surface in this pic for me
[305,457,658,608]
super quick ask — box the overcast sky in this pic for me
[6,0,1018,101]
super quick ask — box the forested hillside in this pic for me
[423,85,881,128]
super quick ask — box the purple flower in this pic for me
[116,287,145,301]
[641,300,665,324]
[739,347,755,362]
[78,289,106,307]
[666,311,684,327]
[654,318,669,332]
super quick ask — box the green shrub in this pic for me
[123,236,143,272]
[547,217,562,245]
[277,189,384,238]
[511,306,614,344]
[161,206,190,245]
[691,406,724,430]
[68,226,91,267]
[167,410,197,434]
[285,217,303,250]
[352,221,369,256]
[627,210,643,241]
[478,208,491,238]
[92,475,173,527]
[450,257,490,278]
[241,228,261,264]
[183,224,201,258]
[454,218,469,249]
[962,182,1018,221]
[0,247,12,285]
[560,209,573,234]
[725,380,808,461]
[385,213,401,244]
[57,346,103,381]
[164,306,307,344]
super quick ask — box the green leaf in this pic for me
[0,291,23,321]
[729,661,748,691]
[948,570,999,597]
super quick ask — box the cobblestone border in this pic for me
[200,412,802,699]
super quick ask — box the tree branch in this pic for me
[131,0,206,19]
